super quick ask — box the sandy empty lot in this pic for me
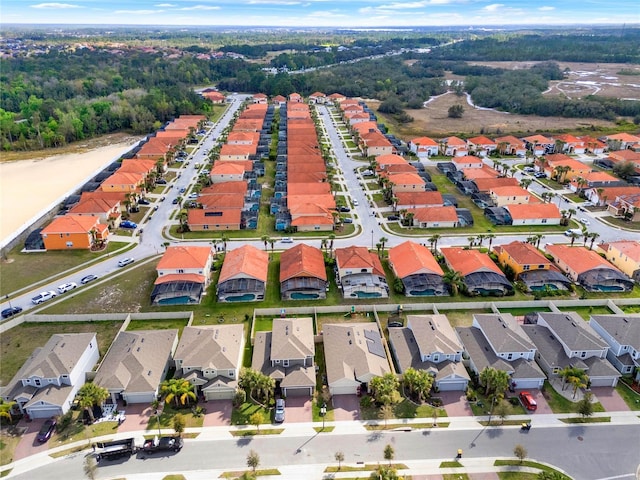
[0,139,139,245]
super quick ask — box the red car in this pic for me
[36,418,57,442]
[519,391,538,411]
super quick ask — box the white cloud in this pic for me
[31,3,81,8]
[307,10,347,17]
[377,2,430,10]
[247,0,303,4]
[114,9,163,14]
[538,6,555,11]
[178,4,221,9]
[155,3,177,6]
[483,3,504,11]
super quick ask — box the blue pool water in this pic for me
[593,285,624,292]
[158,296,193,305]
[291,292,320,300]
[226,293,256,302]
[352,291,382,298]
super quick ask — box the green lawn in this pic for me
[541,381,605,414]
[616,379,640,410]
[601,216,640,231]
[444,309,492,328]
[556,305,612,320]
[253,317,273,333]
[147,403,204,430]
[359,398,446,421]
[126,318,190,337]
[0,242,131,297]
[0,321,122,385]
[497,307,551,316]
[231,402,271,426]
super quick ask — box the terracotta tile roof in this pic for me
[494,241,555,267]
[81,191,126,203]
[462,166,499,180]
[554,133,582,144]
[608,150,640,162]
[453,155,484,165]
[376,154,409,167]
[506,203,561,220]
[287,183,331,195]
[155,130,188,140]
[252,93,267,99]
[473,177,519,191]
[410,136,438,146]
[545,244,619,275]
[467,136,496,146]
[327,93,346,100]
[600,240,640,262]
[606,133,640,142]
[156,245,211,270]
[187,209,242,226]
[288,194,335,210]
[102,171,144,187]
[69,197,117,215]
[119,158,157,174]
[571,171,618,183]
[310,91,326,98]
[210,163,246,175]
[490,186,531,198]
[388,172,425,186]
[523,134,553,144]
[200,182,248,195]
[227,131,260,144]
[413,206,458,223]
[380,164,417,175]
[218,245,268,283]
[440,247,503,276]
[395,191,443,207]
[362,130,392,147]
[203,91,226,102]
[335,246,385,277]
[588,186,640,199]
[291,215,334,226]
[154,273,206,285]
[280,244,327,282]
[233,119,263,132]
[220,143,256,157]
[440,136,466,146]
[388,241,443,278]
[287,172,328,183]
[41,215,102,234]
[272,95,286,103]
[288,162,326,173]
[495,135,525,146]
[289,202,333,217]
[199,194,245,209]
[545,155,589,171]
[578,135,606,148]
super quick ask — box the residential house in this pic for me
[388,314,470,391]
[452,155,484,170]
[542,154,591,183]
[252,93,268,104]
[94,329,179,404]
[603,133,640,151]
[68,195,121,227]
[409,136,439,158]
[361,130,394,157]
[217,245,268,302]
[461,165,499,181]
[101,171,145,193]
[608,193,640,222]
[553,134,585,154]
[441,247,513,296]
[505,203,562,226]
[489,186,532,207]
[578,136,607,155]
[308,92,326,104]
[151,245,214,305]
[219,144,255,161]
[0,333,99,419]
[413,206,459,228]
[187,209,242,231]
[280,244,327,300]
[272,95,287,105]
[327,93,347,104]
[456,314,545,390]
[335,246,389,298]
[173,324,244,401]
[210,162,246,183]
[472,177,519,193]
[494,241,571,292]
[569,171,624,192]
[252,317,315,397]
[388,172,425,194]
[323,323,390,396]
[495,136,527,157]
[607,149,640,174]
[388,241,447,297]
[375,154,409,172]
[584,185,640,207]
[439,136,468,157]
[395,191,443,209]
[289,203,334,232]
[40,215,108,251]
[202,91,226,103]
[289,93,303,103]
[466,136,497,157]
[523,312,619,387]
[598,240,640,282]
[523,134,555,155]
[545,244,634,292]
[589,314,640,376]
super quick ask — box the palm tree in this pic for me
[476,234,486,248]
[533,234,544,248]
[0,399,16,423]
[443,270,464,296]
[486,233,496,251]
[520,178,533,190]
[467,236,475,248]
[567,208,576,220]
[379,236,388,254]
[160,378,197,407]
[220,233,229,252]
[320,239,328,254]
[76,382,109,423]
[428,234,441,253]
[375,242,382,257]
[588,232,600,250]
[261,235,270,251]
[569,231,580,246]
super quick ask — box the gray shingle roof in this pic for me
[94,330,177,394]
[537,312,608,352]
[474,314,536,353]
[407,314,463,357]
[174,324,244,371]
[270,317,314,362]
[590,314,640,350]
[19,333,97,380]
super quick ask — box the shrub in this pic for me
[360,395,374,409]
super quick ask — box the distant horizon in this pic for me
[2,0,639,29]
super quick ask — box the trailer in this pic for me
[95,438,136,461]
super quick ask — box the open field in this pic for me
[370,94,619,140]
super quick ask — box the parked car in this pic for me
[534,172,547,179]
[343,218,353,224]
[138,198,150,205]
[142,436,184,453]
[188,193,198,199]
[519,391,538,411]
[120,220,137,229]
[31,291,57,305]
[579,217,590,225]
[57,282,77,294]
[339,206,351,212]
[274,398,285,423]
[564,228,582,236]
[118,257,135,267]
[387,215,399,221]
[281,237,293,243]
[353,199,359,206]
[523,166,535,173]
[80,274,98,285]
[1,306,23,319]
[172,198,179,204]
[156,179,167,185]
[179,187,186,193]
[36,418,57,442]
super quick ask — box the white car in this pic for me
[281,237,294,243]
[118,257,135,267]
[32,290,57,305]
[57,282,77,294]
[188,193,199,199]
[579,218,590,225]
[353,199,359,206]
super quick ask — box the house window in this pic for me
[523,265,530,271]
[34,379,41,387]
[581,351,587,358]
[433,354,439,362]
[66,241,73,247]
[178,269,184,274]
[507,353,513,360]
[538,265,546,269]
[283,360,289,367]
[542,219,548,224]
[229,370,234,377]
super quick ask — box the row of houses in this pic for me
[188,103,271,231]
[40,115,206,251]
[5,310,637,419]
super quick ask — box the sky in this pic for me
[2,0,639,28]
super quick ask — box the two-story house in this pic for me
[252,317,315,397]
[40,215,109,251]
[589,315,640,378]
[334,246,389,299]
[522,312,620,387]
[280,244,327,300]
[151,245,215,305]
[389,315,470,391]
[0,333,99,419]
[173,324,245,401]
[456,314,545,390]
[409,136,439,158]
[597,240,640,282]
[441,247,513,296]
[466,136,497,157]
[489,186,531,207]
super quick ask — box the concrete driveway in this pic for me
[117,403,152,433]
[591,387,630,412]
[282,397,312,423]
[439,391,474,417]
[332,395,360,421]
[203,400,232,426]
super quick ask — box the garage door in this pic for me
[437,381,467,392]
[205,390,234,401]
[27,407,62,419]
[283,387,311,397]
[589,377,616,387]
[330,385,356,396]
